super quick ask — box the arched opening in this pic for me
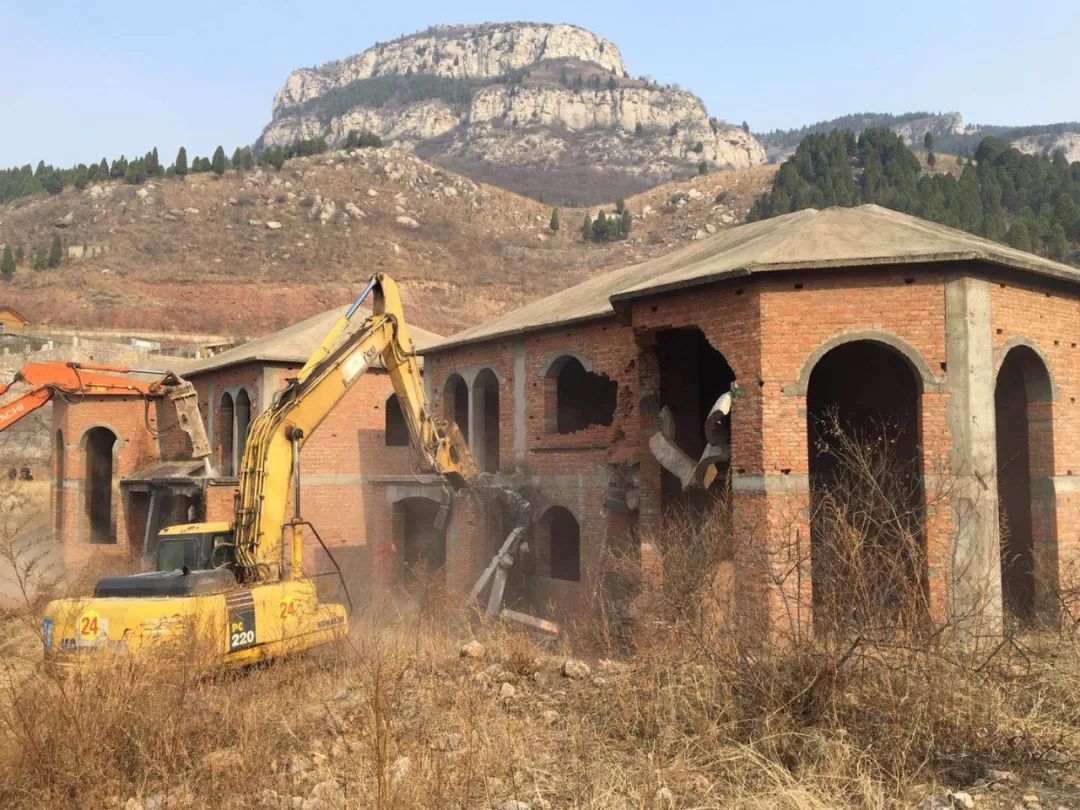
[234,389,251,472]
[84,427,117,544]
[538,506,581,582]
[395,497,446,582]
[472,369,500,472]
[217,392,234,476]
[54,429,64,539]
[545,356,617,435]
[655,328,736,512]
[444,374,469,443]
[806,339,925,630]
[995,345,1056,622]
[385,393,409,446]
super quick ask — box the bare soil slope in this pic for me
[0,151,774,339]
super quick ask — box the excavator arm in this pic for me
[233,274,476,582]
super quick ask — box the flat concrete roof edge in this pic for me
[421,311,616,355]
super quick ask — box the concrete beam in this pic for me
[944,275,1002,636]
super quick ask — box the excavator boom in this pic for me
[233,273,476,581]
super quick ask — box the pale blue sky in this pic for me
[3,0,1077,168]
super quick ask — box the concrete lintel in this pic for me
[384,482,448,504]
[732,473,809,495]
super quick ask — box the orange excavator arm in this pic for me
[0,362,161,433]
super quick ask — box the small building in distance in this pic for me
[0,306,30,334]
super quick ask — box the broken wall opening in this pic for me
[806,339,925,627]
[217,392,234,476]
[472,369,500,473]
[655,328,736,512]
[995,345,1056,622]
[84,426,116,544]
[445,374,469,443]
[397,497,447,583]
[385,394,409,446]
[545,356,617,434]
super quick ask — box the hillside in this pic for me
[261,23,765,205]
[0,148,774,339]
[758,111,1080,163]
[750,128,1080,265]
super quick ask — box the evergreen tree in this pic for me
[211,146,227,176]
[110,156,128,179]
[73,164,89,190]
[47,234,62,268]
[581,212,592,240]
[44,171,63,194]
[240,147,255,170]
[0,246,14,281]
[231,147,243,170]
[146,148,161,177]
[742,121,750,133]
[32,248,46,270]
[698,160,708,175]
[620,209,632,237]
[923,131,934,152]
[98,157,109,177]
[549,207,560,233]
[14,247,24,265]
[174,146,189,176]
[125,159,148,184]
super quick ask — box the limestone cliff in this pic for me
[260,22,764,204]
[1012,131,1080,163]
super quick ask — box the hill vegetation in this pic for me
[749,129,1080,264]
[755,111,936,152]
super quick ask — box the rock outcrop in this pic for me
[891,113,965,147]
[1012,131,1080,163]
[260,22,764,204]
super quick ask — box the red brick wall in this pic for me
[990,276,1080,615]
[52,395,162,565]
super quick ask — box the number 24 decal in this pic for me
[279,598,298,620]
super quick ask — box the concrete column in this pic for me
[944,275,1002,636]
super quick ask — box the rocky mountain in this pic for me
[260,23,765,205]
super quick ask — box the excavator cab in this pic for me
[92,522,239,598]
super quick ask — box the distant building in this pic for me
[0,307,30,334]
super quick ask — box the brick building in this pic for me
[51,306,448,595]
[45,205,1080,633]
[424,204,1080,633]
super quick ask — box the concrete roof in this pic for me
[186,306,443,377]
[426,204,1080,353]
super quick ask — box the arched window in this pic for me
[218,393,235,476]
[995,345,1057,623]
[806,339,925,631]
[444,374,469,443]
[544,356,616,434]
[538,506,581,582]
[234,389,251,472]
[385,393,409,446]
[83,427,117,544]
[472,369,500,472]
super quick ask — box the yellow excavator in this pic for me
[42,274,478,667]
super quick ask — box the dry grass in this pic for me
[1,423,1079,808]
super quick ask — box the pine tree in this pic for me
[146,148,161,177]
[620,209,632,237]
[44,171,63,194]
[32,248,46,271]
[47,234,62,268]
[110,156,128,179]
[1,247,15,281]
[231,147,243,170]
[742,121,750,133]
[581,212,593,240]
[549,207,560,233]
[174,147,189,177]
[211,146,227,176]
